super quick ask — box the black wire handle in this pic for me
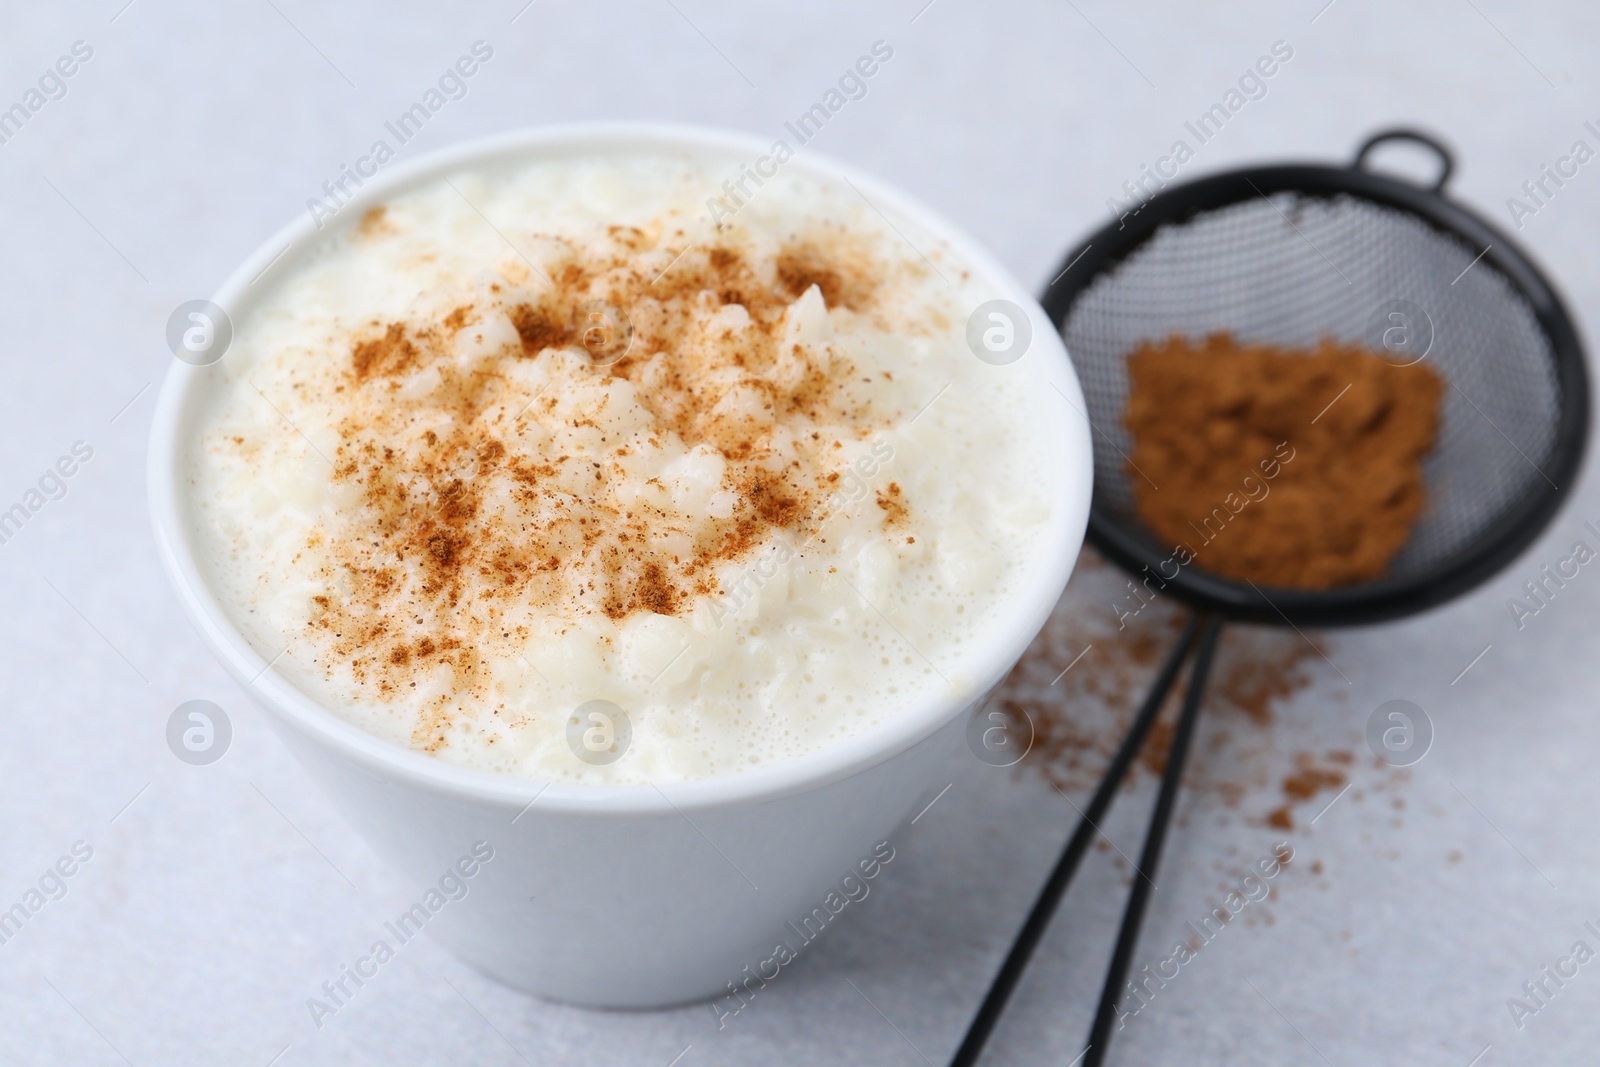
[1080,617,1223,1067]
[1352,127,1455,194]
[948,614,1206,1067]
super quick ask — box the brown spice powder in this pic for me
[296,224,914,739]
[990,551,1355,830]
[1124,333,1443,589]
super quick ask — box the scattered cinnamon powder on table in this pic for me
[993,554,1299,791]
[1123,333,1443,589]
[987,550,1355,829]
[1265,751,1352,830]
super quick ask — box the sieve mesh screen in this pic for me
[1060,191,1563,586]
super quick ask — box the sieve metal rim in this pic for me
[1040,146,1589,628]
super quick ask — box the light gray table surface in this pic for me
[3,1,1599,1063]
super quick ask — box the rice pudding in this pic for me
[187,150,1059,783]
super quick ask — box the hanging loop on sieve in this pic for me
[1352,127,1455,194]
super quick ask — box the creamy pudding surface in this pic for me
[189,149,1058,783]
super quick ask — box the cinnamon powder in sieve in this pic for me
[1123,333,1444,589]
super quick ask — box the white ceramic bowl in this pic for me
[148,123,1092,1008]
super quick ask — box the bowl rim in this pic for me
[147,121,1093,814]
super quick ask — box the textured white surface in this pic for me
[1,1,1598,1064]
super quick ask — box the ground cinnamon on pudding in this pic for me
[307,226,906,724]
[1123,333,1443,589]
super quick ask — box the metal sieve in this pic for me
[951,129,1590,1066]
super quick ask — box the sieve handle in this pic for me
[1079,617,1223,1067]
[945,614,1206,1067]
[1352,128,1455,193]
